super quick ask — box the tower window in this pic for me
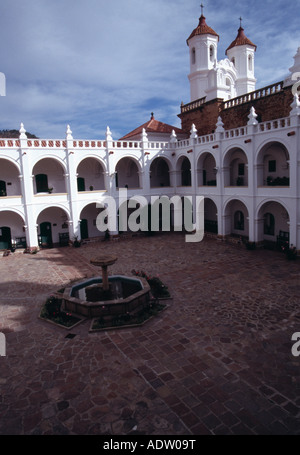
[231,57,235,67]
[248,55,253,71]
[192,48,196,65]
[210,45,215,62]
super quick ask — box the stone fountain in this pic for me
[62,254,151,319]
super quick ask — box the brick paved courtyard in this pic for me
[0,233,299,435]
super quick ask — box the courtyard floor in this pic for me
[0,233,299,435]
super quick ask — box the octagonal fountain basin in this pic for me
[62,275,151,319]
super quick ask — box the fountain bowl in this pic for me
[62,275,151,319]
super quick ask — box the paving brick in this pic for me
[1,234,300,435]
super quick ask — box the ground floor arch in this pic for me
[223,199,249,239]
[0,210,26,249]
[256,201,290,248]
[204,198,218,233]
[79,203,106,241]
[37,206,70,248]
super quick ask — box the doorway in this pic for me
[39,222,53,247]
[0,226,11,249]
[80,219,88,239]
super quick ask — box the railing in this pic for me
[223,81,284,109]
[258,117,290,132]
[174,139,190,148]
[224,126,248,139]
[180,97,207,113]
[196,134,216,144]
[0,139,20,147]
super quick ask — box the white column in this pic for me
[65,125,81,241]
[19,123,39,250]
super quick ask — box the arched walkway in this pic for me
[256,142,290,187]
[115,157,140,189]
[76,158,106,192]
[197,153,217,186]
[256,201,290,248]
[204,198,218,233]
[0,210,26,249]
[0,159,21,197]
[36,207,70,248]
[32,158,67,194]
[224,199,249,238]
[150,157,171,188]
[223,148,248,187]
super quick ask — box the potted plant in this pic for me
[72,236,81,248]
[48,187,53,194]
[246,240,256,250]
[89,185,94,191]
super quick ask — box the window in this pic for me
[238,163,245,176]
[268,160,276,173]
[181,158,191,186]
[248,55,253,71]
[264,213,275,236]
[0,180,6,196]
[192,48,196,65]
[210,45,215,62]
[35,174,48,193]
[234,211,244,231]
[231,57,235,67]
[77,177,85,192]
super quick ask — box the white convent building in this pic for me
[0,11,300,253]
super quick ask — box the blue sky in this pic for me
[0,0,299,139]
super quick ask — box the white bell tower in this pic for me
[226,18,257,96]
[187,5,219,102]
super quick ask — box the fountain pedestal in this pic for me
[90,255,118,292]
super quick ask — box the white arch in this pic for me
[0,207,25,222]
[31,154,67,173]
[35,203,71,221]
[255,198,290,220]
[223,197,250,215]
[76,155,107,173]
[114,155,143,172]
[255,139,290,165]
[0,155,21,173]
[150,155,173,170]
[222,145,249,167]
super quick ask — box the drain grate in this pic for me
[65,333,77,339]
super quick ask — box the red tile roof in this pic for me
[226,27,256,54]
[119,113,185,140]
[187,15,219,44]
